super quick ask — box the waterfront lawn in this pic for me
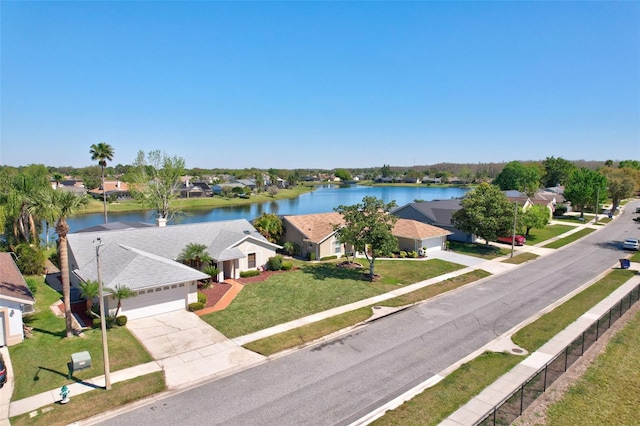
[81,185,313,214]
[10,277,153,401]
[202,258,465,338]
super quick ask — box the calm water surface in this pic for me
[66,185,469,232]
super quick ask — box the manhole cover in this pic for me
[512,348,524,353]
[373,306,381,310]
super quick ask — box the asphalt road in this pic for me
[98,203,640,426]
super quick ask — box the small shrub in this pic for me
[115,315,128,326]
[15,244,46,275]
[281,261,293,270]
[408,250,418,258]
[25,277,38,296]
[197,292,207,304]
[320,255,338,261]
[92,318,101,329]
[308,252,316,261]
[266,255,283,271]
[188,302,204,312]
[240,270,261,278]
[399,251,407,258]
[554,204,568,216]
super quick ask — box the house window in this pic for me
[334,240,342,254]
[248,253,256,269]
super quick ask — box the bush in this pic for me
[308,252,316,261]
[281,261,293,270]
[188,302,204,312]
[25,277,38,296]
[554,204,568,216]
[240,270,260,278]
[266,255,283,271]
[197,292,207,305]
[115,315,128,326]
[408,250,418,258]
[14,244,46,275]
[92,318,101,329]
[320,255,338,261]
[399,251,407,258]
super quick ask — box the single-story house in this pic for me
[0,253,35,346]
[234,179,257,191]
[179,181,213,198]
[89,180,130,200]
[282,212,451,260]
[67,219,281,320]
[392,199,476,243]
[211,183,247,195]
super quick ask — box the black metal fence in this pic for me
[477,282,640,426]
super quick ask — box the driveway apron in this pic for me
[126,311,265,389]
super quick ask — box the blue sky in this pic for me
[1,1,638,170]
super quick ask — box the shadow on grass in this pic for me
[30,326,67,338]
[299,263,369,282]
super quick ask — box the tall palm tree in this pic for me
[27,189,59,249]
[90,142,115,224]
[40,190,88,337]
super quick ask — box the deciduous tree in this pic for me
[334,196,398,280]
[493,161,541,196]
[452,183,514,246]
[124,150,185,222]
[542,156,575,188]
[518,204,550,236]
[563,167,607,219]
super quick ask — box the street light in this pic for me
[511,201,518,259]
[94,238,112,390]
[595,187,600,224]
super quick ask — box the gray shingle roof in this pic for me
[68,219,280,289]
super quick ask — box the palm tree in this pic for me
[78,280,99,316]
[90,142,115,224]
[202,265,220,287]
[40,190,88,337]
[27,189,58,249]
[107,284,136,319]
[178,242,212,270]
[253,213,283,243]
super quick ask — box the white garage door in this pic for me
[119,283,187,320]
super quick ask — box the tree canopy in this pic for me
[518,204,550,236]
[600,167,640,211]
[253,213,283,243]
[124,150,185,222]
[542,156,575,188]
[90,142,115,224]
[563,167,608,218]
[334,196,398,279]
[452,183,515,245]
[493,161,541,196]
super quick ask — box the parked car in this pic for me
[623,238,640,251]
[497,235,526,246]
[0,354,7,388]
[636,207,640,214]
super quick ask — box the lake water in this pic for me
[65,185,469,232]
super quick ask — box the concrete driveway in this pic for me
[127,311,265,389]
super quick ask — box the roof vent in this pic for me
[244,230,251,235]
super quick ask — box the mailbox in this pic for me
[71,351,92,371]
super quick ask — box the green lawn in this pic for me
[448,242,508,259]
[374,269,637,425]
[501,252,539,264]
[552,213,595,224]
[202,258,465,338]
[524,224,576,245]
[542,228,596,249]
[9,277,153,401]
[80,185,314,214]
[545,310,640,425]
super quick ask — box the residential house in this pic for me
[282,212,451,260]
[234,179,257,191]
[0,253,35,346]
[392,199,476,243]
[88,180,130,200]
[211,182,247,195]
[67,219,281,320]
[179,181,213,198]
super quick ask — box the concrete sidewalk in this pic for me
[2,214,620,422]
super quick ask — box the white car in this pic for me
[623,238,639,250]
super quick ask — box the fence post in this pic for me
[564,346,569,371]
[543,364,548,391]
[596,318,600,340]
[520,384,525,415]
[581,331,585,355]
